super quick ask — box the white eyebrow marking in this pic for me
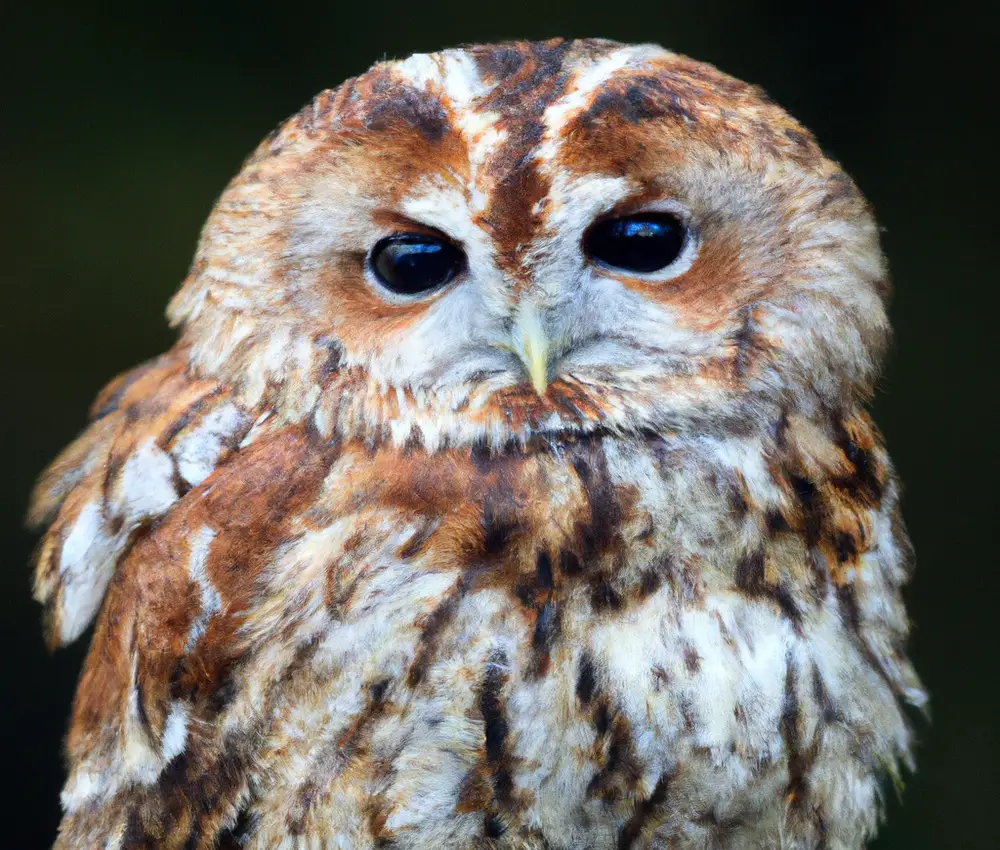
[393,52,440,88]
[435,51,508,213]
[438,50,493,106]
[391,49,510,215]
[536,44,670,165]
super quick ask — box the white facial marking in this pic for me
[398,178,482,252]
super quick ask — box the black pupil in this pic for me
[370,234,464,295]
[583,212,686,274]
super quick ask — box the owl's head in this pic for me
[169,39,889,450]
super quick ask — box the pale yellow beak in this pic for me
[511,304,550,395]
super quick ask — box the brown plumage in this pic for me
[29,39,924,849]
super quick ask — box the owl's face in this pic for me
[170,39,889,449]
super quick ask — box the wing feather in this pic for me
[29,351,255,647]
[56,425,335,850]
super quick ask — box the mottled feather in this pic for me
[29,38,923,850]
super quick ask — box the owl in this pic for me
[28,38,925,850]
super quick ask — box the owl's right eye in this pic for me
[369,233,466,296]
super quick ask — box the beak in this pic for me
[511,304,550,395]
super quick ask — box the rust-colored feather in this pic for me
[31,39,921,850]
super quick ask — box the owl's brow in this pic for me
[385,41,589,285]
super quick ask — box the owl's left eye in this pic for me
[369,233,466,296]
[583,212,688,275]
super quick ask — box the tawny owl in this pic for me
[28,38,925,850]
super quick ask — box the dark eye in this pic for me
[369,233,465,296]
[583,212,687,274]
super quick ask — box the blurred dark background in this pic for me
[2,1,995,847]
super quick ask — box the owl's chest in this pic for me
[246,437,828,847]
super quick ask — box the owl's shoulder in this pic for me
[29,348,274,648]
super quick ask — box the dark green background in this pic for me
[2,2,995,847]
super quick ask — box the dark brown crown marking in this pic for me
[470,39,575,279]
[578,72,697,129]
[338,72,452,143]
[467,44,526,83]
